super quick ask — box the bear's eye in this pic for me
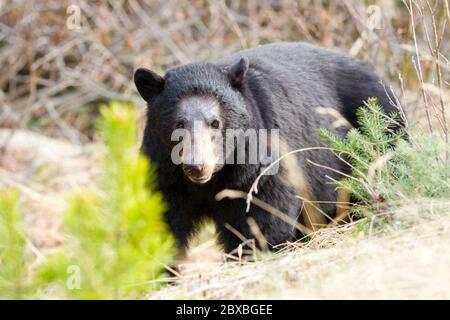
[175,121,185,129]
[210,119,220,129]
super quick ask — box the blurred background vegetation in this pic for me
[0,0,449,299]
[0,0,448,141]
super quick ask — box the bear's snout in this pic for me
[183,163,203,177]
[182,163,213,184]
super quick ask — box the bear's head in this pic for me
[134,57,251,184]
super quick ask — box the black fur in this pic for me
[136,42,397,254]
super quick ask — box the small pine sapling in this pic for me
[38,102,174,299]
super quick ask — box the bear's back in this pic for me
[216,42,394,220]
[216,42,393,129]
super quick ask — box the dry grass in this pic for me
[0,0,448,141]
[150,200,450,299]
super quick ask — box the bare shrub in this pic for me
[0,0,448,143]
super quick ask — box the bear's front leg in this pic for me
[214,188,299,255]
[164,203,202,273]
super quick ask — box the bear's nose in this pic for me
[183,163,204,177]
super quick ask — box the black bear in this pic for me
[134,42,397,255]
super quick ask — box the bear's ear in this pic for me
[134,68,165,103]
[227,57,249,87]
